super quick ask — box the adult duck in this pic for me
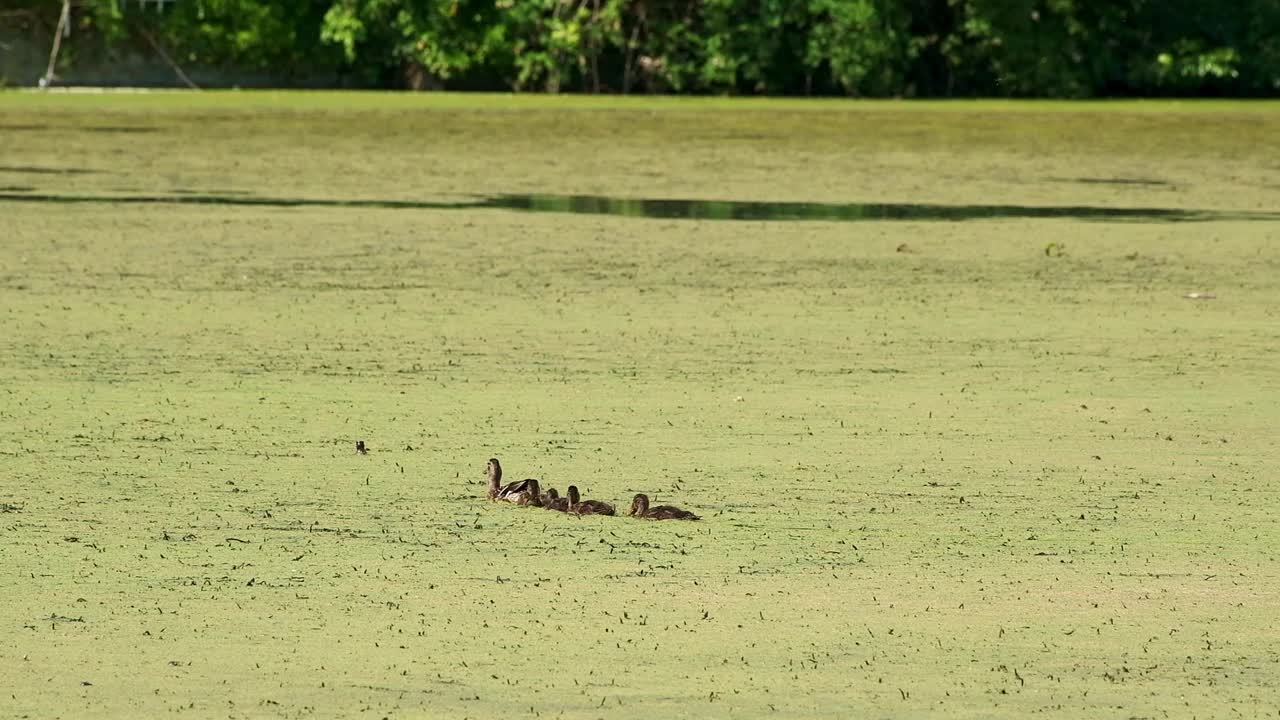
[628,493,699,520]
[485,458,542,506]
[567,485,616,516]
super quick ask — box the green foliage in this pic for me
[15,0,1280,94]
[950,0,1084,96]
[54,0,341,71]
[1155,45,1240,86]
[496,0,625,92]
[152,1,322,68]
[941,0,1276,97]
[320,0,524,86]
[806,0,906,95]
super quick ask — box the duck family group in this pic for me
[485,457,700,520]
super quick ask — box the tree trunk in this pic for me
[402,60,443,91]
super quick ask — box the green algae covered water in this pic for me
[1,92,1278,719]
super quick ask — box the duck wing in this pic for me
[572,500,616,516]
[497,479,538,503]
[648,505,699,520]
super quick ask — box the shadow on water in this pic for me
[0,165,103,175]
[82,126,160,134]
[0,124,158,134]
[0,190,1276,223]
[1051,176,1174,187]
[478,194,1249,222]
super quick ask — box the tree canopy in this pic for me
[11,0,1280,95]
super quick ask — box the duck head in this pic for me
[629,493,650,516]
[567,485,581,507]
[485,458,504,498]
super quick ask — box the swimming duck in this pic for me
[628,493,699,520]
[567,485,616,516]
[541,487,571,512]
[485,457,542,506]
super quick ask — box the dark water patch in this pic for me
[0,165,102,175]
[477,193,1275,223]
[0,191,465,211]
[1052,176,1173,187]
[171,188,259,196]
[0,124,157,134]
[82,126,159,134]
[0,190,1277,223]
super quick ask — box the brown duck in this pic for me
[541,487,570,512]
[567,485,615,516]
[628,493,699,520]
[485,458,542,506]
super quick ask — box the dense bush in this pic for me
[12,0,1280,95]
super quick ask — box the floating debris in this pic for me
[47,614,85,623]
[1183,292,1216,300]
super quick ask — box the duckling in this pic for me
[541,487,570,512]
[567,485,616,516]
[628,493,699,520]
[485,457,542,505]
